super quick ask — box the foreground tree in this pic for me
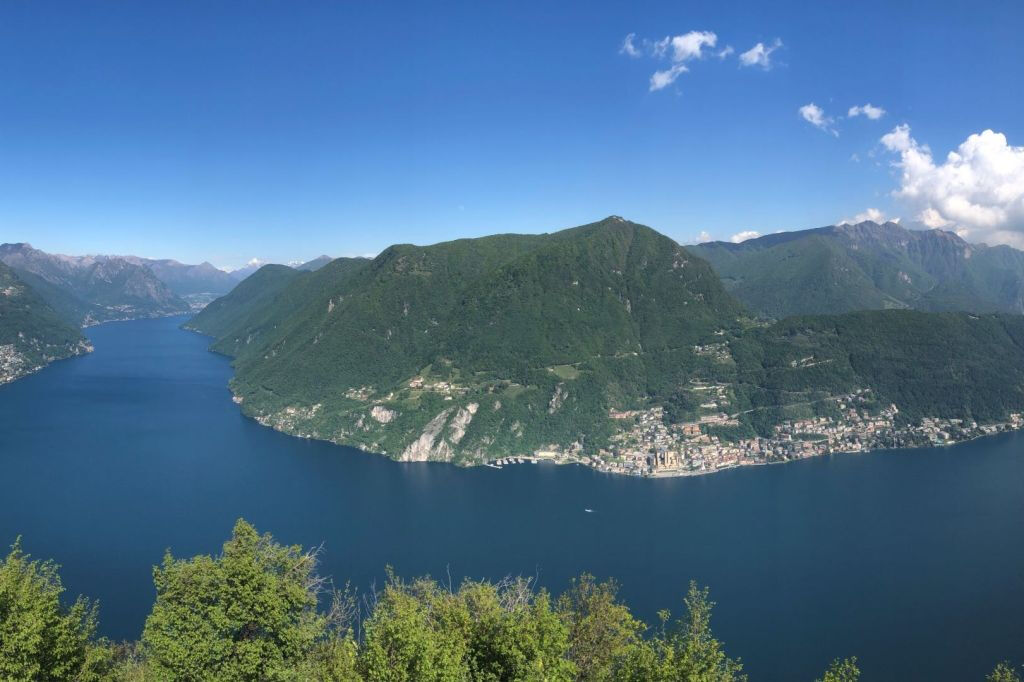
[816,657,860,682]
[358,573,574,681]
[988,662,1023,682]
[0,539,110,682]
[615,581,746,682]
[555,574,645,681]
[141,519,349,681]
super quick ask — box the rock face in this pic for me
[448,403,478,444]
[370,405,397,423]
[401,409,453,462]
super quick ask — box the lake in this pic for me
[0,315,1022,680]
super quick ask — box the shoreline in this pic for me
[228,382,1024,480]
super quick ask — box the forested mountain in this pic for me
[0,243,192,325]
[0,262,90,384]
[689,221,1024,318]
[188,217,746,461]
[187,216,1024,466]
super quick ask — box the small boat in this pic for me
[584,508,594,513]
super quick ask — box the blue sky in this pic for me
[2,1,1022,268]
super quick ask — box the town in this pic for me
[565,389,1024,477]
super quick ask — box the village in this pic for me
[574,388,1024,477]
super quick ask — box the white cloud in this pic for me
[668,31,717,61]
[717,46,734,59]
[880,124,1024,247]
[623,30,719,93]
[799,103,838,137]
[620,33,640,58]
[848,103,886,120]
[739,39,782,69]
[649,63,688,91]
[838,208,889,225]
[730,230,761,243]
[696,230,713,243]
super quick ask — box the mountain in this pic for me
[228,260,272,282]
[0,262,91,384]
[188,216,1024,469]
[296,255,333,272]
[689,221,1024,318]
[185,264,307,342]
[123,257,237,296]
[187,217,748,461]
[0,243,192,325]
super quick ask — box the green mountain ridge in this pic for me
[188,217,1024,468]
[689,220,1024,318]
[0,262,91,385]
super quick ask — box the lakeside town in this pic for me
[555,388,1024,478]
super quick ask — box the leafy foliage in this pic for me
[0,539,108,682]
[141,519,335,681]
[2,522,1020,681]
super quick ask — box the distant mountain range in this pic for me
[0,243,192,325]
[123,257,237,296]
[186,217,1024,468]
[689,220,1024,318]
[0,242,338,382]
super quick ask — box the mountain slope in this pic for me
[689,221,1024,318]
[190,217,746,462]
[296,256,333,272]
[190,217,1024,468]
[0,262,91,384]
[0,244,191,325]
[126,258,237,296]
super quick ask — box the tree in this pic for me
[461,578,574,682]
[357,574,471,681]
[615,581,745,682]
[141,519,337,681]
[816,657,860,682]
[988,662,1023,682]
[0,538,108,682]
[556,574,645,681]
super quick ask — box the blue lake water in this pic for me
[0,315,1022,680]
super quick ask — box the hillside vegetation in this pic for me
[188,217,749,461]
[0,262,90,385]
[188,217,1024,467]
[690,221,1024,318]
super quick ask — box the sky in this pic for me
[1,1,1023,269]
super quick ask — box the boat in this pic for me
[584,508,594,513]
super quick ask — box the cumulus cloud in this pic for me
[696,230,713,243]
[799,103,838,136]
[716,45,734,59]
[838,208,891,225]
[739,39,782,69]
[848,103,886,120]
[880,124,1024,246]
[730,230,761,243]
